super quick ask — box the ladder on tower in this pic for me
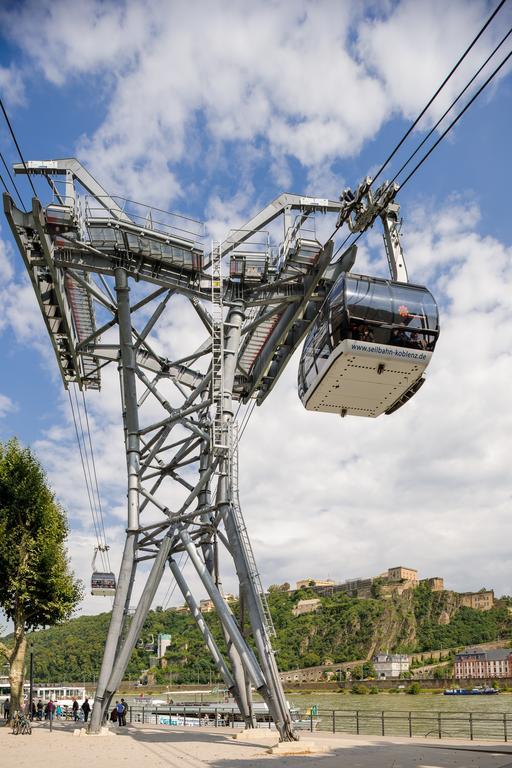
[211,240,227,451]
[229,422,276,638]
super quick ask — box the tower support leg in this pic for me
[168,556,238,697]
[218,300,296,741]
[99,531,175,713]
[90,268,141,733]
[180,528,265,692]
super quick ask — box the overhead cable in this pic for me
[390,26,512,185]
[331,30,512,260]
[67,387,108,572]
[82,390,111,571]
[0,96,37,198]
[0,169,10,196]
[370,0,509,186]
[398,46,512,191]
[0,150,26,209]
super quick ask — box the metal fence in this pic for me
[124,706,512,741]
[312,709,511,741]
[126,706,260,729]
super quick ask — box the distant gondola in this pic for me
[91,545,116,596]
[298,272,439,417]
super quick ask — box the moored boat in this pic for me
[444,686,499,695]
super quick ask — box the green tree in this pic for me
[362,661,376,679]
[0,439,83,717]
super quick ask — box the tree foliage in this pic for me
[0,438,82,714]
[0,439,82,628]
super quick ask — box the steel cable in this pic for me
[324,0,511,255]
[68,387,108,572]
[389,26,512,186]
[330,36,512,260]
[398,46,512,191]
[0,96,37,198]
[370,0,510,185]
[0,149,26,209]
[81,390,112,571]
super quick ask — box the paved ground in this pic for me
[2,720,512,768]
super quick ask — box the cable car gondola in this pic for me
[144,634,155,652]
[298,272,439,418]
[91,545,116,596]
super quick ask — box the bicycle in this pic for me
[11,711,32,735]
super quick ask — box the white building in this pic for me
[373,653,410,679]
[157,633,172,658]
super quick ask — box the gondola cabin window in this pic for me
[298,273,439,418]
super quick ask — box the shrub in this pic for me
[351,683,369,695]
[406,682,421,695]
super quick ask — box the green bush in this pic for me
[369,686,379,694]
[351,683,369,695]
[406,682,421,695]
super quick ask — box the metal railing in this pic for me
[311,708,511,741]
[125,705,272,729]
[122,706,512,741]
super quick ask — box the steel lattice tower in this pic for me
[4,159,404,739]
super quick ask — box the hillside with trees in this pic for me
[3,584,511,684]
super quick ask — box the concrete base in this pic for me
[268,740,330,755]
[73,726,114,737]
[233,729,279,743]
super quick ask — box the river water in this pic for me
[286,691,512,739]
[139,690,512,740]
[287,690,512,715]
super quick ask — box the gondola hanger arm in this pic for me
[336,177,407,283]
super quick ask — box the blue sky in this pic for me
[0,0,512,622]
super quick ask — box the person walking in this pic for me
[109,705,118,724]
[56,703,63,719]
[115,700,124,726]
[37,699,43,721]
[81,698,91,723]
[3,697,10,720]
[72,697,79,721]
[31,701,36,720]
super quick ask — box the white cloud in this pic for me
[0,229,51,359]
[235,198,512,597]
[0,234,14,283]
[357,0,511,125]
[0,64,25,108]
[0,393,15,419]
[2,0,506,207]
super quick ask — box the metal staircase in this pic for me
[229,422,276,638]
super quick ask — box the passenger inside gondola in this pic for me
[328,273,439,353]
[360,325,374,343]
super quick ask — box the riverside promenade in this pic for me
[2,721,512,768]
